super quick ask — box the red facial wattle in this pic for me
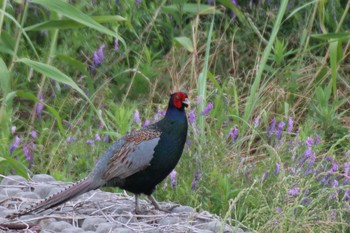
[173,92,189,109]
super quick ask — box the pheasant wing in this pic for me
[101,129,161,180]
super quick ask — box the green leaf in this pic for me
[0,58,10,96]
[1,157,29,178]
[30,0,124,45]
[218,0,249,27]
[162,3,219,15]
[173,36,194,52]
[25,15,126,31]
[311,32,350,41]
[17,58,88,100]
[329,40,339,99]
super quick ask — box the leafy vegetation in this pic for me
[1,0,350,231]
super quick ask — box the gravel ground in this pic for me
[0,175,245,233]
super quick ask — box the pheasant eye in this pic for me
[175,95,180,100]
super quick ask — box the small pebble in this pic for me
[32,174,56,183]
[171,205,194,213]
[34,184,56,198]
[159,216,181,226]
[46,221,73,232]
[0,175,27,185]
[112,228,135,233]
[17,191,41,199]
[82,217,108,231]
[96,222,118,233]
[0,187,21,197]
[61,227,84,233]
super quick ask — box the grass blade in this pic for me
[31,0,125,45]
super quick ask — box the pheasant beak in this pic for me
[182,98,190,107]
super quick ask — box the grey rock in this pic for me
[0,175,27,185]
[96,222,118,233]
[112,228,135,233]
[82,217,108,231]
[48,187,66,196]
[197,230,214,233]
[40,218,57,229]
[171,205,194,213]
[199,220,233,233]
[0,217,8,224]
[0,187,21,196]
[17,191,41,199]
[0,194,8,201]
[47,221,73,232]
[0,209,16,217]
[32,174,56,183]
[114,216,137,224]
[34,184,56,198]
[159,216,181,226]
[61,227,84,233]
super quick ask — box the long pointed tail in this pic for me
[7,177,97,219]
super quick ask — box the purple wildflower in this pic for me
[93,44,105,67]
[274,162,281,174]
[342,190,350,201]
[287,117,293,134]
[154,109,166,121]
[188,110,196,125]
[169,170,177,187]
[315,134,321,144]
[191,171,201,190]
[308,152,316,165]
[253,116,260,128]
[288,187,300,196]
[332,179,339,188]
[267,118,276,137]
[330,162,339,173]
[67,136,75,143]
[306,136,314,147]
[202,102,213,116]
[276,121,285,139]
[134,110,141,125]
[275,207,283,214]
[30,130,37,139]
[289,167,296,175]
[36,92,44,117]
[304,147,312,158]
[143,120,150,127]
[344,162,350,183]
[10,136,20,155]
[11,126,16,135]
[114,39,119,51]
[229,126,239,141]
[102,135,110,143]
[95,134,101,141]
[135,0,141,5]
[185,139,191,149]
[23,142,35,161]
[86,140,95,145]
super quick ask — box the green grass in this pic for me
[1,0,350,232]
